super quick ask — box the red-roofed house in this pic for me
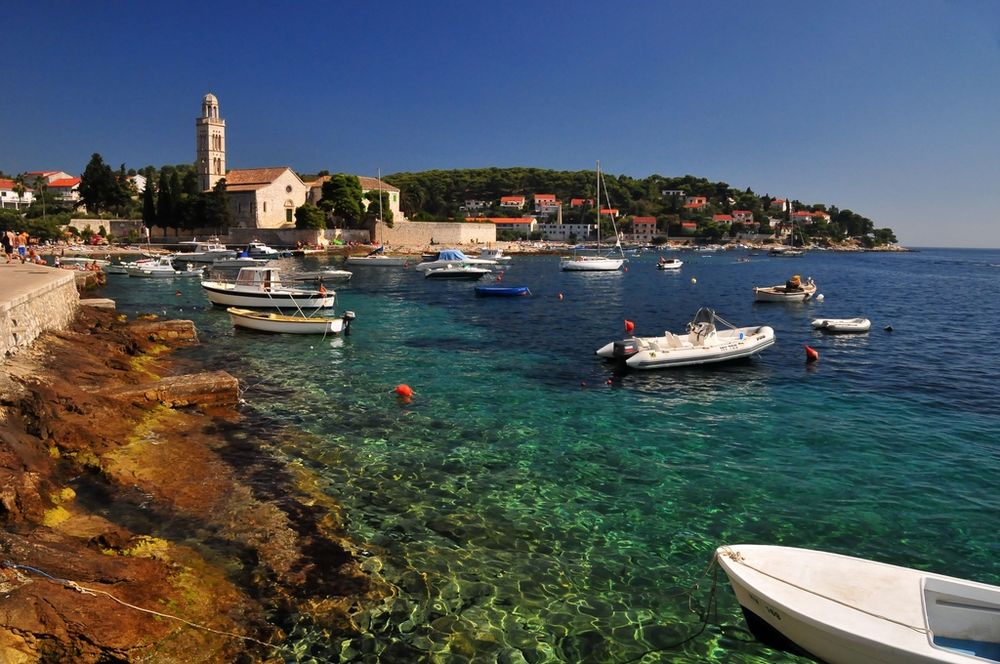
[48,177,81,205]
[630,216,657,242]
[500,195,526,209]
[533,194,560,216]
[712,214,734,225]
[769,198,788,212]
[684,196,708,209]
[732,210,754,224]
[226,167,307,228]
[599,208,619,217]
[25,170,73,185]
[681,221,698,234]
[0,179,34,209]
[569,198,593,208]
[792,210,830,224]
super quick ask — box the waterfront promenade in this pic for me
[0,262,79,357]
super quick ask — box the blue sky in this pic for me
[3,1,998,247]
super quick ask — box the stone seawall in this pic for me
[0,264,80,358]
[380,219,496,247]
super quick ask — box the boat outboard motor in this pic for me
[342,311,356,336]
[612,337,640,360]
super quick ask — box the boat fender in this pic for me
[815,293,825,302]
[558,292,564,301]
[804,345,819,363]
[690,277,697,284]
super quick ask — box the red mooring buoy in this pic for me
[395,384,414,398]
[804,345,820,363]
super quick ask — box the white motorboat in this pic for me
[227,307,355,335]
[769,246,804,257]
[753,275,817,302]
[125,256,203,278]
[479,247,512,262]
[811,317,871,333]
[595,308,775,370]
[174,238,237,263]
[201,266,335,309]
[656,257,683,270]
[414,249,497,271]
[424,265,490,280]
[58,256,111,268]
[716,544,1000,664]
[211,256,270,269]
[244,241,283,258]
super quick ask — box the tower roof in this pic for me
[203,93,218,103]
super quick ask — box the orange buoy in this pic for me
[394,384,414,398]
[624,319,636,334]
[804,345,819,363]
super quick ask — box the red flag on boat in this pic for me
[624,319,635,334]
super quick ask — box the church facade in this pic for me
[225,167,308,229]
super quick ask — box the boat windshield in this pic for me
[691,308,716,326]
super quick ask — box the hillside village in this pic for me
[0,94,898,249]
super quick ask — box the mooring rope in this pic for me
[1,560,290,653]
[715,545,929,634]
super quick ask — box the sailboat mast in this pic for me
[377,168,384,246]
[596,160,601,251]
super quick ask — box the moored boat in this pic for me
[656,257,683,270]
[344,245,407,266]
[201,266,335,309]
[474,285,530,297]
[753,275,816,302]
[226,307,355,335]
[125,256,203,278]
[288,269,353,283]
[595,308,775,370]
[716,544,1000,664]
[811,317,871,333]
[415,249,497,271]
[173,238,237,263]
[424,265,490,280]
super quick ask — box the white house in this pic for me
[47,177,81,205]
[538,222,596,242]
[460,199,488,212]
[500,195,526,209]
[0,179,33,209]
[469,217,537,236]
[226,167,308,229]
[127,174,147,194]
[630,216,658,242]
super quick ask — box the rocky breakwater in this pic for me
[0,306,391,662]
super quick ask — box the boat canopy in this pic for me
[691,307,716,326]
[435,249,470,261]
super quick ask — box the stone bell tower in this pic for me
[196,93,226,191]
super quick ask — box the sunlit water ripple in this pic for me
[96,247,1000,663]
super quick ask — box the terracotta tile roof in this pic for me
[599,208,619,215]
[225,167,291,188]
[48,177,80,188]
[713,214,734,221]
[569,198,593,207]
[681,221,697,228]
[732,210,752,214]
[25,170,57,177]
[682,202,706,209]
[632,217,656,224]
[500,196,525,204]
[357,176,400,192]
[0,179,15,189]
[534,194,556,200]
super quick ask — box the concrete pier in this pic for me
[0,263,80,358]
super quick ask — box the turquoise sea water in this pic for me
[96,248,1000,663]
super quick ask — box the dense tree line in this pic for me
[383,167,896,244]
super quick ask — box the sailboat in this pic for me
[560,161,626,271]
[345,169,406,267]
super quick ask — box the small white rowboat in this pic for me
[812,317,871,333]
[226,307,355,335]
[716,544,1000,663]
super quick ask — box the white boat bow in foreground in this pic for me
[716,544,1000,663]
[596,308,774,370]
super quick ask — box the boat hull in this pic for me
[596,326,774,369]
[425,267,488,280]
[753,284,817,302]
[474,286,530,297]
[656,260,683,270]
[812,318,871,333]
[716,545,1000,664]
[201,282,335,309]
[560,257,624,271]
[227,307,351,335]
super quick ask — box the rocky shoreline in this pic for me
[0,307,390,662]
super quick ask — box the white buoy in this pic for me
[816,293,825,302]
[690,277,697,284]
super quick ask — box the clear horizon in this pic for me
[2,1,998,249]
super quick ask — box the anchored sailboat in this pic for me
[560,161,626,271]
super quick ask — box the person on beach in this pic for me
[1,230,12,263]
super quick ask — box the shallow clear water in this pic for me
[97,248,1000,663]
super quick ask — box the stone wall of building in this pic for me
[0,267,79,358]
[379,220,495,247]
